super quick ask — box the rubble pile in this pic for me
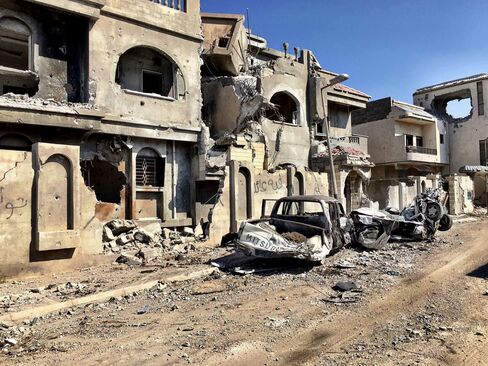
[313,145,368,159]
[0,93,98,112]
[103,220,204,264]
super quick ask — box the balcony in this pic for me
[406,145,437,155]
[311,134,372,170]
[331,135,369,154]
[149,0,187,12]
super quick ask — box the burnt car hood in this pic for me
[236,220,332,262]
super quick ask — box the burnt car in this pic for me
[235,196,353,263]
[351,188,452,248]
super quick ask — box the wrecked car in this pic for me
[236,189,452,261]
[235,196,353,263]
[351,188,452,248]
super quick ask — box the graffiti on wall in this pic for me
[0,187,28,219]
[254,175,285,193]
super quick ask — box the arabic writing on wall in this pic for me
[254,175,285,193]
[0,186,28,219]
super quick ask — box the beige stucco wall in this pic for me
[353,117,442,165]
[448,175,474,214]
[0,145,104,279]
[353,118,396,164]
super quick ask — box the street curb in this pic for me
[0,267,216,323]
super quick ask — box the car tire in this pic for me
[426,202,443,221]
[438,214,453,231]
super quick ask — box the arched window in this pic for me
[116,46,185,99]
[136,148,165,187]
[0,17,31,71]
[0,133,32,151]
[265,91,299,124]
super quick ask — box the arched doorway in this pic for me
[290,172,304,196]
[237,167,251,220]
[38,154,73,232]
[344,171,362,213]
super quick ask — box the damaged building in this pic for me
[351,73,485,214]
[352,98,448,210]
[413,74,487,209]
[199,13,372,242]
[0,0,202,277]
[0,3,377,277]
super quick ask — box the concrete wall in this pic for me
[353,118,396,164]
[202,56,311,168]
[0,0,203,277]
[0,0,202,137]
[0,144,104,279]
[257,58,310,168]
[90,2,202,131]
[367,166,438,210]
[0,0,89,102]
[448,175,474,215]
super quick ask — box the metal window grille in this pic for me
[136,156,158,186]
[149,0,187,12]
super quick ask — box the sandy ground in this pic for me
[0,219,487,366]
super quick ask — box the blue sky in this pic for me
[201,0,488,104]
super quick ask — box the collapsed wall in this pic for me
[199,52,330,242]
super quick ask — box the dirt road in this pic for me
[1,220,487,365]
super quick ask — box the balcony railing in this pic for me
[406,145,437,155]
[335,136,358,144]
[149,0,186,12]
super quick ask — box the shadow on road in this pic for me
[467,262,488,279]
[209,251,314,276]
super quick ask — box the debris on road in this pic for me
[332,281,361,292]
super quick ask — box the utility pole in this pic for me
[320,74,349,199]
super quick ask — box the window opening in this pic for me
[440,134,445,144]
[480,139,488,166]
[0,17,30,70]
[416,136,423,147]
[116,47,184,99]
[136,149,165,187]
[477,81,484,116]
[218,37,230,48]
[405,134,414,146]
[264,92,299,124]
[142,70,164,95]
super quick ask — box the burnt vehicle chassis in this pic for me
[235,190,452,262]
[235,196,353,263]
[351,188,452,248]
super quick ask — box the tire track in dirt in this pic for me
[277,227,488,365]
